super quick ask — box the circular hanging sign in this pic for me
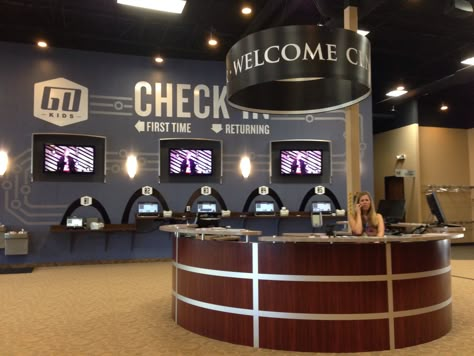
[226,25,371,114]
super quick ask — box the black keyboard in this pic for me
[443,224,462,228]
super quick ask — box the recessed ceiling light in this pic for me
[357,29,370,36]
[241,6,252,15]
[208,32,218,46]
[117,0,187,14]
[440,103,448,111]
[37,41,48,48]
[461,56,474,65]
[386,86,408,97]
[154,56,164,63]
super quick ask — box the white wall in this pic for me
[374,124,421,222]
[375,125,473,243]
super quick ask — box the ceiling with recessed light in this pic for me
[0,0,473,131]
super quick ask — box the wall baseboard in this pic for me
[1,258,172,270]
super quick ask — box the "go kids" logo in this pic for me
[34,77,88,127]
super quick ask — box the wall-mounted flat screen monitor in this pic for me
[425,192,447,225]
[169,148,213,176]
[280,149,322,176]
[312,201,332,213]
[43,144,95,174]
[377,199,405,223]
[270,140,331,184]
[197,201,218,213]
[137,202,159,216]
[32,133,106,182]
[255,201,275,215]
[160,138,222,184]
[66,217,84,229]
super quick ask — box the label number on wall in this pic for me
[80,196,93,206]
[142,186,153,196]
[259,186,269,195]
[315,186,325,195]
[201,186,212,196]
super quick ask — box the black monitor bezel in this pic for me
[425,192,447,225]
[138,202,160,214]
[270,140,331,184]
[377,199,406,223]
[197,201,218,213]
[159,138,222,184]
[255,200,276,213]
[311,201,332,213]
[168,148,214,176]
[31,133,106,183]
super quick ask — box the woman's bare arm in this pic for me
[376,214,385,237]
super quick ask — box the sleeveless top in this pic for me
[362,215,378,236]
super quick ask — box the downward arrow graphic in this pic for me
[211,123,223,133]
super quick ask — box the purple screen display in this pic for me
[280,149,322,175]
[169,149,213,175]
[43,144,95,173]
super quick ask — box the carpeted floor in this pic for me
[0,245,473,355]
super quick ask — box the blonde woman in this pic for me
[348,192,385,237]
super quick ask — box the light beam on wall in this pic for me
[240,156,251,178]
[126,154,138,179]
[0,151,8,176]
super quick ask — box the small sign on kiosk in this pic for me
[4,229,29,255]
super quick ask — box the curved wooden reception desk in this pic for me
[160,225,463,353]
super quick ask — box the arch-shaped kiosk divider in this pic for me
[121,188,169,224]
[60,198,111,225]
[298,186,342,212]
[242,187,284,213]
[184,187,227,212]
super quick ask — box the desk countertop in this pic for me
[259,232,464,243]
[387,222,466,233]
[159,224,261,236]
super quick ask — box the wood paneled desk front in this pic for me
[164,224,463,353]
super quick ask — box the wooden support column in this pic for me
[344,5,361,201]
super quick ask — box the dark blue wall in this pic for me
[0,41,374,265]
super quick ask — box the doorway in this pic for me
[384,176,404,200]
